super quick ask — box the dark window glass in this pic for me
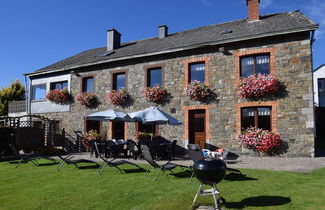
[112,122,125,140]
[190,63,205,83]
[113,73,126,90]
[86,120,100,133]
[148,68,162,87]
[241,107,271,131]
[50,81,68,90]
[138,122,156,134]
[32,84,46,100]
[240,54,270,77]
[82,77,94,92]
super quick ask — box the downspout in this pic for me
[310,30,316,158]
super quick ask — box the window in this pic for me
[32,84,46,100]
[82,77,94,92]
[137,122,157,135]
[50,81,68,90]
[113,73,126,90]
[147,68,162,87]
[318,78,325,107]
[240,54,270,77]
[241,107,271,131]
[189,63,205,83]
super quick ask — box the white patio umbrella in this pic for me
[87,109,133,122]
[128,106,182,125]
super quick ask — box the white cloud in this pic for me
[260,0,273,9]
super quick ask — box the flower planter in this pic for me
[144,85,168,103]
[238,127,281,154]
[237,73,280,99]
[46,89,70,104]
[76,92,98,108]
[184,80,211,101]
[108,88,130,106]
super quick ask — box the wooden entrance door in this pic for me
[189,110,206,148]
[112,122,125,140]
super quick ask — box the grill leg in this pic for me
[192,184,202,208]
[212,185,219,210]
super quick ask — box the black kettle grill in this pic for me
[192,159,226,210]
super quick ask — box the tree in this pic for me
[0,80,25,116]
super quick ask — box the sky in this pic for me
[0,0,324,89]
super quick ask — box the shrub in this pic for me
[76,92,98,108]
[144,85,168,103]
[46,89,70,104]
[239,126,281,153]
[237,73,280,99]
[108,88,130,105]
[184,80,211,101]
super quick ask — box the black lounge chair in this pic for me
[93,142,143,175]
[56,155,99,171]
[187,144,205,181]
[8,144,58,168]
[140,145,189,181]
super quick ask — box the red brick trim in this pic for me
[182,105,212,140]
[183,57,211,87]
[235,101,279,135]
[234,47,276,83]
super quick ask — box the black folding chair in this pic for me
[187,144,205,181]
[56,155,99,171]
[8,144,58,168]
[141,145,189,181]
[93,142,143,175]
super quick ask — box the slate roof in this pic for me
[27,11,318,76]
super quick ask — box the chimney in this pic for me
[246,0,260,21]
[158,25,168,39]
[107,28,121,51]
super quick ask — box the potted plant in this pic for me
[237,73,280,99]
[46,88,71,104]
[82,130,101,150]
[238,126,281,154]
[76,92,98,108]
[108,88,130,106]
[144,85,168,103]
[184,80,211,101]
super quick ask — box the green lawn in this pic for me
[0,160,324,210]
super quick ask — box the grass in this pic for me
[0,160,325,210]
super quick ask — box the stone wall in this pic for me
[40,32,314,157]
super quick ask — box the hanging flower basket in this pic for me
[76,92,98,108]
[108,88,130,106]
[144,85,168,103]
[239,127,281,153]
[237,73,280,99]
[184,80,211,101]
[46,88,70,104]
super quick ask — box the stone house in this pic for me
[24,0,318,157]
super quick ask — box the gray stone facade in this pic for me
[38,32,314,157]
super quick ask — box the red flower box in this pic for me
[237,73,280,99]
[76,92,98,108]
[108,88,130,106]
[239,127,281,153]
[184,80,211,101]
[46,88,70,104]
[144,85,168,103]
